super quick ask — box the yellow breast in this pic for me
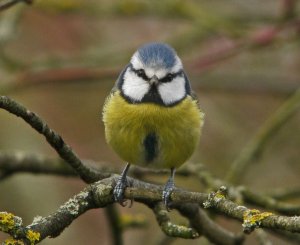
[103,91,204,169]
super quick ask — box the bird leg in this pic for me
[162,167,176,210]
[113,163,131,206]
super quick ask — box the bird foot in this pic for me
[162,180,175,211]
[113,176,130,207]
[113,163,133,207]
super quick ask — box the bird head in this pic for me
[118,43,191,106]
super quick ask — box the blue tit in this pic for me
[102,43,204,208]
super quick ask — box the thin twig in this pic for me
[0,151,115,179]
[157,235,176,245]
[105,205,123,245]
[190,18,300,72]
[184,163,300,216]
[175,203,244,245]
[0,151,77,177]
[270,229,300,244]
[0,96,110,183]
[0,0,32,12]
[255,229,273,245]
[267,187,300,201]
[151,203,199,239]
[241,188,300,215]
[226,88,300,184]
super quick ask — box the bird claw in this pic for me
[113,177,128,205]
[113,163,133,207]
[162,181,174,211]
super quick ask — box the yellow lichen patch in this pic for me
[0,212,15,232]
[216,186,227,199]
[120,213,147,228]
[215,189,226,200]
[242,209,273,233]
[36,0,84,12]
[4,238,24,245]
[26,229,40,245]
[203,186,227,208]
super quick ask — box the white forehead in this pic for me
[131,52,183,79]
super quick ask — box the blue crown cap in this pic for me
[137,43,177,69]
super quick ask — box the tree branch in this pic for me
[185,163,300,216]
[0,151,117,181]
[0,96,110,183]
[0,0,32,12]
[226,88,300,184]
[151,203,199,239]
[270,229,300,244]
[105,205,123,245]
[267,187,300,201]
[255,229,273,245]
[241,188,300,216]
[1,96,300,244]
[0,151,77,178]
[175,203,244,245]
[1,150,299,218]
[1,177,300,244]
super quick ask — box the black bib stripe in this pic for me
[143,132,158,163]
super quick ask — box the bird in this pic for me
[102,42,204,208]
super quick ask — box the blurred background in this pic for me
[0,0,299,244]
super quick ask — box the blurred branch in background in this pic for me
[4,67,119,92]
[1,15,299,94]
[281,0,297,20]
[0,151,77,179]
[268,188,300,201]
[105,205,123,245]
[189,18,300,72]
[0,2,27,72]
[0,96,110,183]
[226,88,300,184]
[0,0,32,12]
[0,96,299,244]
[175,203,244,244]
[2,150,300,217]
[0,0,299,244]
[0,1,299,96]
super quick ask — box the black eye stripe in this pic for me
[130,65,182,83]
[160,71,182,83]
[131,67,149,80]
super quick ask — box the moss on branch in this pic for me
[1,95,300,244]
[153,203,199,239]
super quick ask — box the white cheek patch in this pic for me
[158,76,186,105]
[122,70,150,102]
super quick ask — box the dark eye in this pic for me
[161,73,174,83]
[135,69,148,79]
